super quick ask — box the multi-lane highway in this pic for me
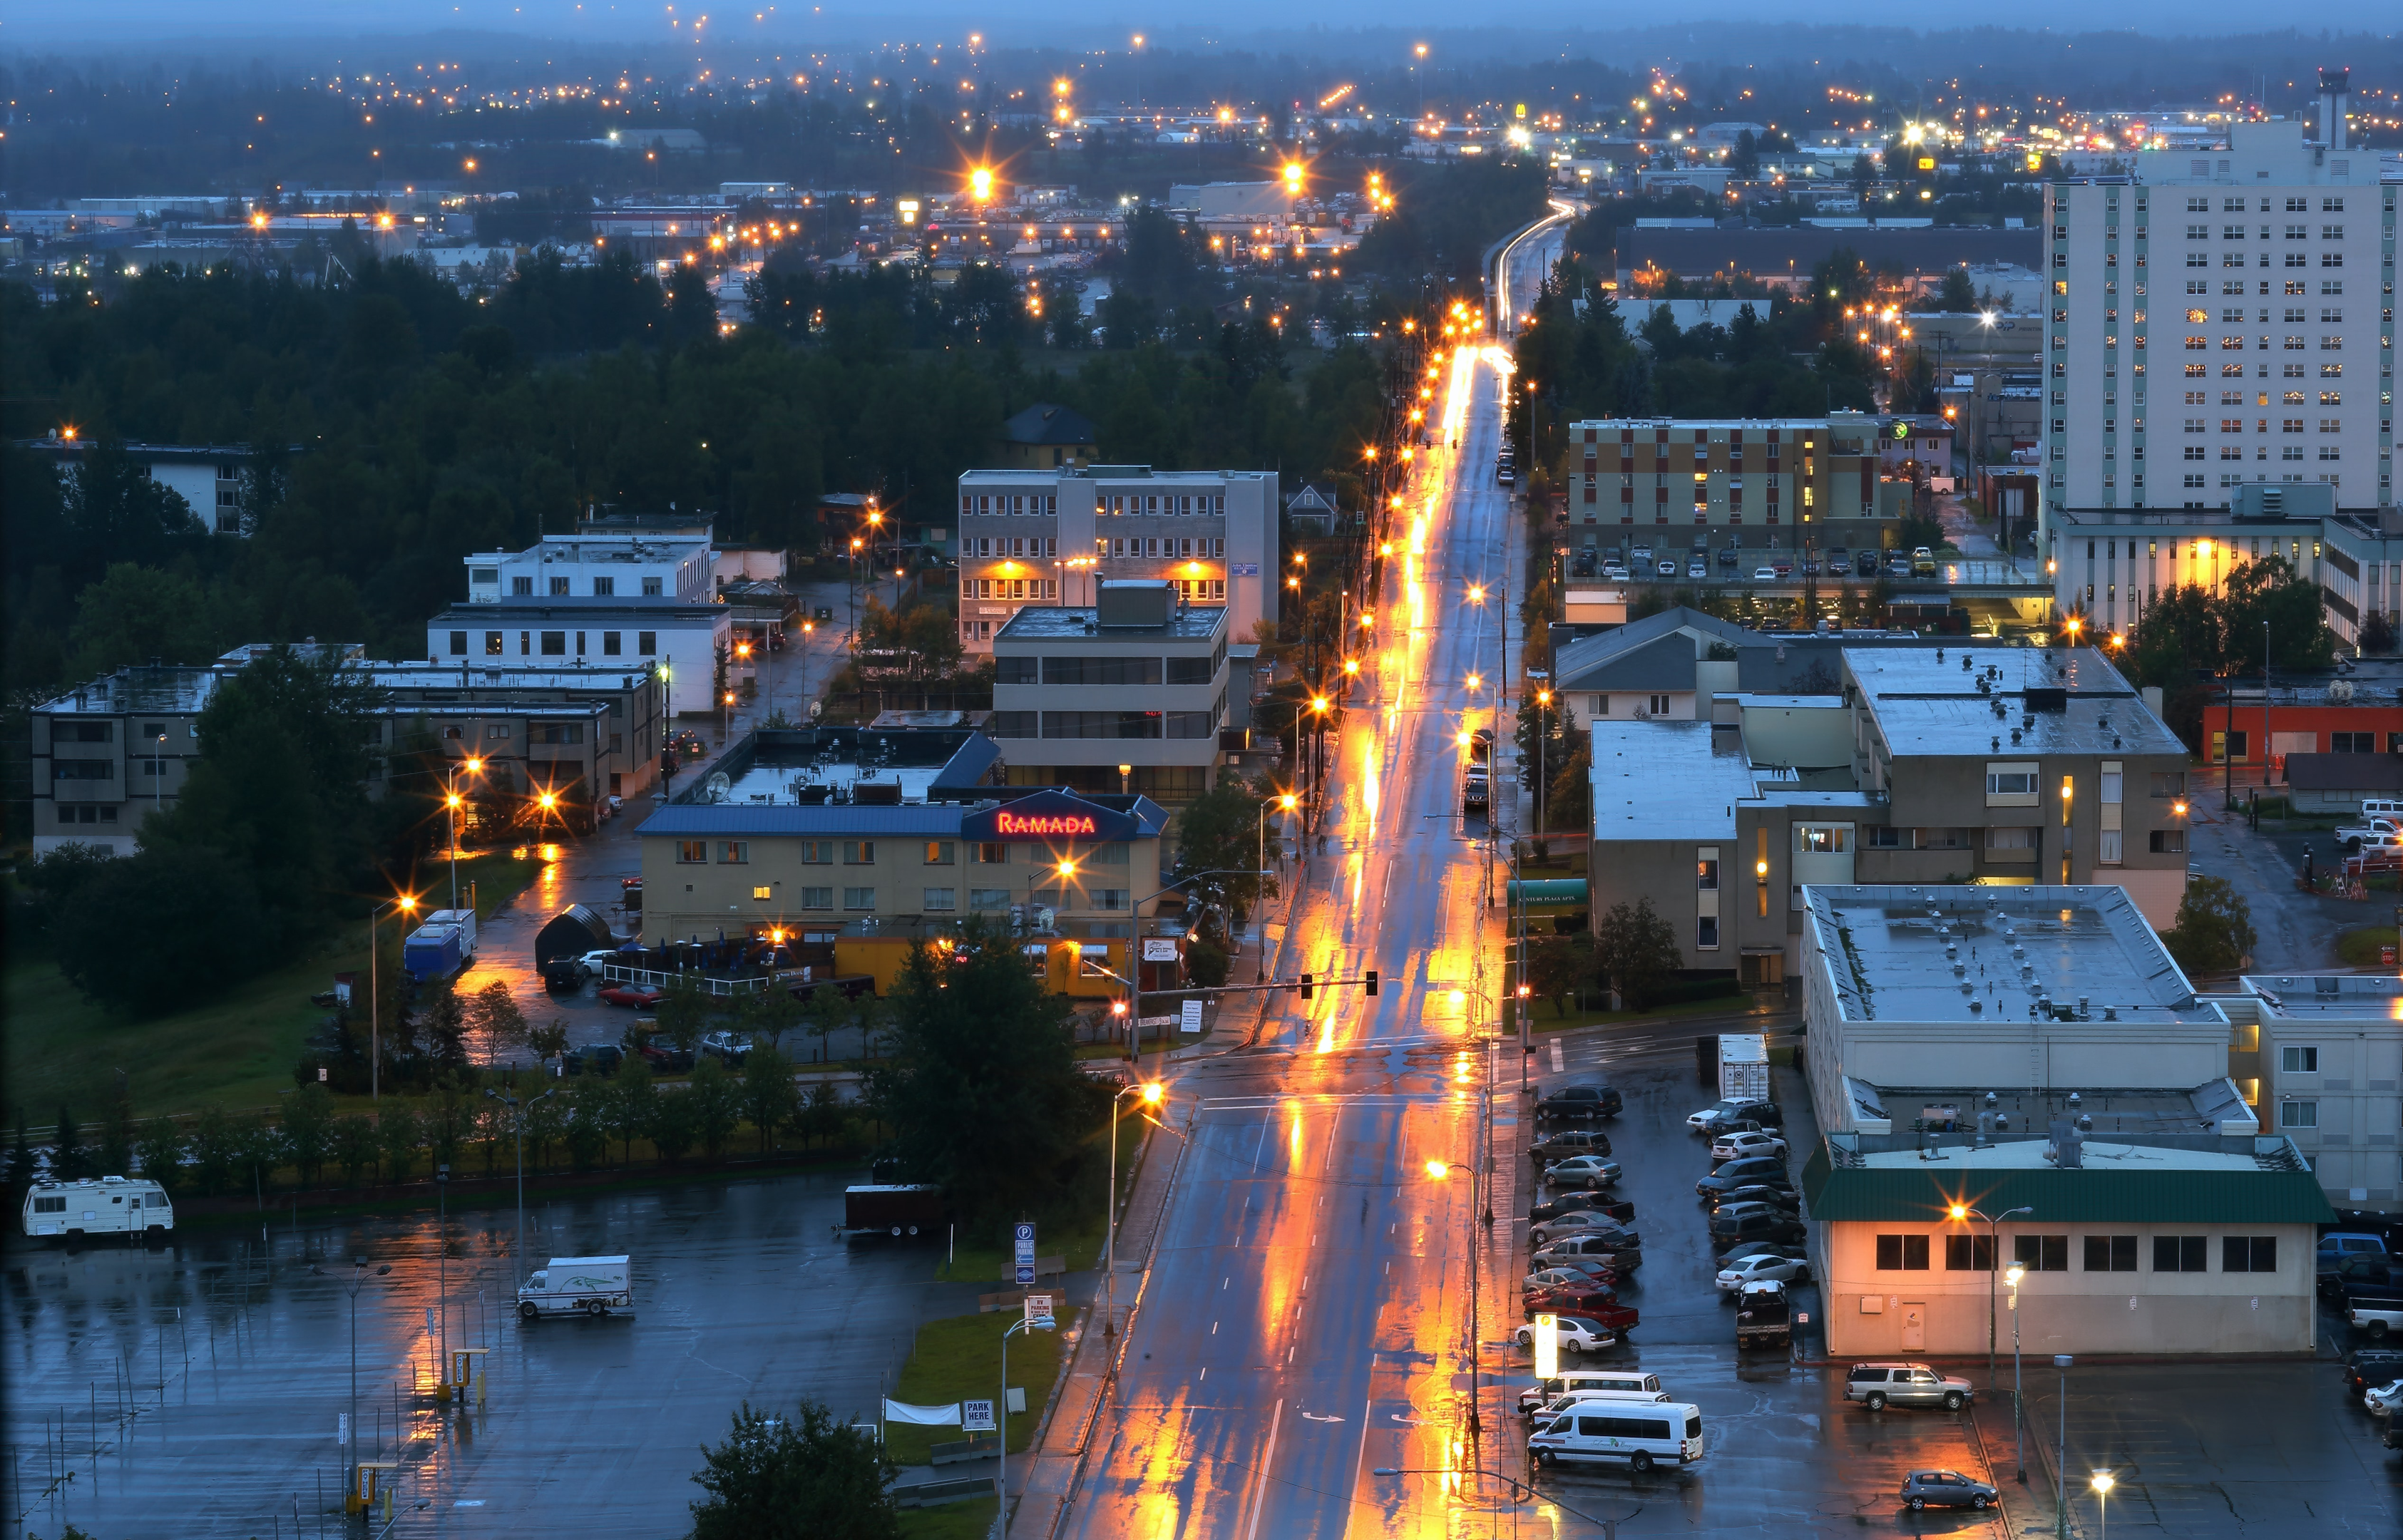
[1057,223,1563,1539]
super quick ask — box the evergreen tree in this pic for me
[53,1104,86,1181]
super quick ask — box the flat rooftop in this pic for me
[1591,719,1753,841]
[998,605,1224,641]
[1843,1079,2258,1139]
[692,727,998,808]
[2243,973,2403,1020]
[1850,1136,2273,1174]
[1805,883,2215,1026]
[1845,645,2184,759]
[42,667,217,715]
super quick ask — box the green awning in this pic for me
[1506,879,1588,910]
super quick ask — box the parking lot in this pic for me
[1500,1045,2403,1535]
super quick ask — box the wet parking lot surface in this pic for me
[5,1170,975,1538]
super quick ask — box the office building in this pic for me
[2230,973,2403,1209]
[1560,414,1900,553]
[425,601,729,717]
[2041,73,2394,522]
[954,466,1277,652]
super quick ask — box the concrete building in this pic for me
[953,466,1277,653]
[1795,882,2328,1357]
[1584,641,2191,981]
[2230,974,2403,1208]
[989,582,1231,804]
[2041,81,2394,521]
[1561,414,1900,553]
[425,601,729,717]
[19,433,280,535]
[464,530,714,606]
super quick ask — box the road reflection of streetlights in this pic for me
[1256,791,1298,984]
[368,893,420,1102]
[2091,1470,2114,1540]
[1102,1081,1164,1338]
[1370,1464,1639,1533]
[347,1257,392,1501]
[1425,1159,1487,1436]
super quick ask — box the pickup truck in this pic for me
[2352,1298,2403,1339]
[2338,818,2402,852]
[1735,1280,1793,1349]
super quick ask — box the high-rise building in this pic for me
[2042,72,2394,520]
[953,466,1278,652]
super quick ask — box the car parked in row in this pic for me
[1709,1129,1788,1163]
[1536,1084,1623,1121]
[1530,1211,1642,1248]
[1715,1251,1813,1295]
[562,1043,624,1077]
[1688,1098,1781,1135]
[1544,1155,1624,1190]
[1696,1156,1790,1199]
[1708,1184,1800,1215]
[2345,1348,2403,1404]
[1512,1317,1619,1357]
[1710,1207,1806,1249]
[1900,1470,1997,1511]
[1517,1370,1666,1420]
[1530,1129,1613,1164]
[598,983,665,1009]
[1527,1193,1636,1226]
[1534,1232,1644,1270]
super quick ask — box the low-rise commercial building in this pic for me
[424,600,729,717]
[954,466,1277,652]
[988,582,1231,804]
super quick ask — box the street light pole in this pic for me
[485,1088,555,1292]
[2006,1263,2027,1482]
[1430,1159,1483,1439]
[2054,1353,2074,1539]
[367,894,419,1104]
[999,1307,1055,1521]
[1952,1202,2032,1390]
[1102,1082,1163,1339]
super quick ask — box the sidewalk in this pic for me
[1008,1106,1194,1536]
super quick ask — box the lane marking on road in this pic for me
[1241,1398,1284,1540]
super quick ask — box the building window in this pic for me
[2084,1236,2138,1273]
[603,632,622,657]
[637,632,657,656]
[677,841,707,864]
[485,631,504,655]
[842,886,876,911]
[540,631,567,656]
[843,841,876,865]
[2012,1236,2070,1273]
[974,842,1008,865]
[1095,889,1131,910]
[1646,694,1671,715]
[512,576,534,595]
[800,886,834,910]
[2152,1236,2209,1272]
[1984,766,2038,801]
[925,841,956,865]
[2150,829,2188,853]
[799,841,833,865]
[1875,1235,1930,1270]
[2280,1099,2318,1129]
[752,885,773,901]
[718,842,749,864]
[2099,830,2123,863]
[2282,1045,2319,1072]
[2150,771,2186,798]
[1944,1234,1997,1272]
[1697,915,1720,949]
[2222,1236,2278,1273]
[1696,855,1718,890]
[593,576,615,597]
[923,887,958,911]
[643,577,664,596]
[449,630,468,655]
[970,888,1011,910]
[2332,732,2377,753]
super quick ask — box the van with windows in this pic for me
[22,1176,174,1241]
[1529,1401,1704,1474]
[2361,800,2403,824]
[1518,1369,1673,1421]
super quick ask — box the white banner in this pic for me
[881,1399,963,1427]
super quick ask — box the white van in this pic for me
[1518,1370,1667,1420]
[2363,800,2403,823]
[516,1255,633,1320]
[22,1176,173,1241]
[1530,1401,1705,1475]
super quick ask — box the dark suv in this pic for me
[1530,1129,1613,1164]
[1710,1207,1805,1249]
[1697,1156,1791,1198]
[1527,1193,1635,1226]
[1537,1085,1623,1121]
[2345,1348,2403,1402]
[563,1043,624,1077]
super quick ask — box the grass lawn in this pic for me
[881,1311,1070,1466]
[898,1495,997,1538]
[1515,990,1768,1035]
[2337,927,2396,967]
[4,852,552,1124]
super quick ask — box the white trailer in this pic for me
[516,1255,633,1320]
[22,1176,174,1240]
[1717,1034,1771,1102]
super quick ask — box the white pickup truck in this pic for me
[2350,1297,2403,1340]
[517,1255,634,1321]
[2337,818,2402,853]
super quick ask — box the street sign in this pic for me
[1180,1000,1204,1035]
[963,1398,997,1434]
[1532,1313,1558,1380]
[1014,1222,1036,1286]
[339,1412,350,1449]
[1025,1293,1055,1328]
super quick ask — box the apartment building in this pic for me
[989,582,1231,804]
[1584,642,2191,982]
[954,466,1277,652]
[1560,414,1900,552]
[19,433,280,535]
[2231,974,2403,1209]
[2040,75,2395,525]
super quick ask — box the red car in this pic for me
[598,984,664,1008]
[1524,1297,1639,1338]
[1521,1283,1618,1317]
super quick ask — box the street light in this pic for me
[1256,791,1298,983]
[1949,1201,2032,1387]
[1102,1081,1165,1339]
[998,1304,1055,1521]
[2005,1261,2028,1481]
[485,1087,556,1294]
[446,756,485,915]
[2091,1469,2114,1540]
[1425,1159,1486,1435]
[2054,1353,2074,1539]
[367,893,421,1102]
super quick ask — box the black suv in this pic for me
[1527,1194,1636,1226]
[563,1043,624,1077]
[1697,1156,1791,1198]
[2347,1348,2403,1401]
[1537,1085,1623,1121]
[1530,1129,1613,1164]
[1711,1208,1806,1249]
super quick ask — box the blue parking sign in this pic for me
[1015,1222,1036,1285]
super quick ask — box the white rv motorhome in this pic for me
[23,1176,174,1240]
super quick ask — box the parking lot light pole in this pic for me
[1952,1202,2032,1390]
[485,1087,555,1292]
[2091,1469,2113,1540]
[2054,1353,2074,1539]
[2005,1263,2027,1481]
[347,1258,389,1496]
[367,894,420,1103]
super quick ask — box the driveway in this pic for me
[2181,798,2364,973]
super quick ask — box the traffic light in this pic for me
[1364,970,1379,997]
[1300,972,1315,1000]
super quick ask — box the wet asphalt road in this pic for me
[4,1171,975,1539]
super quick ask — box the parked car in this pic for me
[1525,1268,1618,1298]
[1845,1362,1974,1412]
[1601,563,1630,582]
[1512,1316,1619,1355]
[636,1039,695,1073]
[1696,1156,1790,1198]
[1527,1255,1625,1288]
[1544,1155,1624,1190]
[1527,1193,1636,1226]
[1686,560,1707,580]
[1800,558,1820,576]
[598,984,665,1009]
[1536,1084,1623,1121]
[1528,1213,1642,1248]
[2337,821,2403,852]
[1710,1130,1789,1163]
[1912,546,1938,575]
[1708,1184,1801,1214]
[1717,548,1738,568]
[1716,1241,1808,1266]
[698,1030,752,1064]
[1751,565,1778,581]
[2351,1299,2403,1339]
[1517,1370,1665,1420]
[1530,1129,1613,1164]
[2321,1255,2403,1304]
[562,1044,624,1077]
[1900,1470,1997,1511]
[2366,1380,2403,1417]
[2345,1348,2403,1402]
[2322,1232,2391,1273]
[1688,1098,1781,1134]
[1629,545,1654,568]
[1827,546,1850,570]
[1716,1251,1813,1295]
[1887,554,1914,578]
[1709,1208,1806,1249]
[1522,1298,1639,1338]
[1655,560,1679,579]
[1855,550,1880,576]
[1523,1281,1620,1318]
[1772,559,1793,578]
[1534,1235,1642,1272]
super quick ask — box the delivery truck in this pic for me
[1718,1034,1771,1102]
[516,1255,633,1320]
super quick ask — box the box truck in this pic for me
[1717,1034,1770,1102]
[516,1255,633,1320]
[840,1184,945,1239]
[403,922,465,982]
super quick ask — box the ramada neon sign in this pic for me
[995,811,1098,837]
